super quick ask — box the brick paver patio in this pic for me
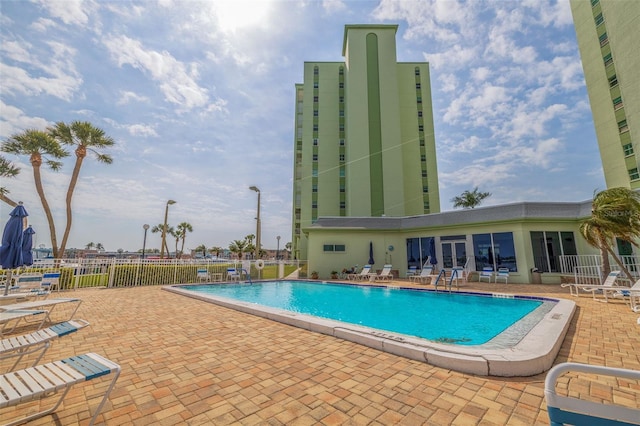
[2,281,639,425]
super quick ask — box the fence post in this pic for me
[108,258,116,288]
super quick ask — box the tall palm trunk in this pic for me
[0,195,17,207]
[59,146,85,256]
[31,154,59,258]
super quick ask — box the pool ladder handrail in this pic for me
[433,269,461,292]
[240,268,252,284]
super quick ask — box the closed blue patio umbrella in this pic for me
[22,225,35,266]
[368,241,374,265]
[429,237,438,270]
[0,203,29,295]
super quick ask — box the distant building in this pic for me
[291,24,440,260]
[570,0,640,189]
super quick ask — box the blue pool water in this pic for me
[183,281,546,346]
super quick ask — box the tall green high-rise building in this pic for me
[291,25,440,260]
[571,0,640,189]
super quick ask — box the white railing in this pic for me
[560,254,639,283]
[8,258,308,290]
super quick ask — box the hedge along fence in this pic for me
[12,259,307,290]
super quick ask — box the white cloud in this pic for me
[34,0,91,26]
[322,0,347,14]
[103,35,213,111]
[128,124,158,137]
[116,91,149,105]
[0,101,51,138]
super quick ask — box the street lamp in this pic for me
[276,235,281,260]
[141,224,150,259]
[160,199,176,259]
[249,186,261,261]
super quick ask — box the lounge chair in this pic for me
[612,278,640,312]
[408,266,435,285]
[495,268,509,283]
[197,268,209,282]
[1,319,90,372]
[405,266,418,278]
[226,268,241,281]
[545,362,640,426]
[370,264,393,282]
[348,265,372,281]
[0,352,121,426]
[451,258,471,282]
[479,267,494,283]
[41,272,61,292]
[0,298,81,323]
[0,310,49,337]
[3,273,48,299]
[561,271,621,301]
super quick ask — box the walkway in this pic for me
[3,282,639,425]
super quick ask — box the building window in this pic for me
[312,201,317,208]
[530,231,576,273]
[415,68,420,76]
[613,97,623,110]
[312,184,317,193]
[422,186,428,193]
[339,124,344,131]
[603,53,613,67]
[313,67,319,75]
[630,168,640,181]
[417,96,422,103]
[339,169,345,177]
[421,154,426,161]
[339,185,345,193]
[339,139,345,146]
[313,138,318,146]
[339,110,344,117]
[594,13,604,26]
[313,82,319,89]
[313,96,319,102]
[339,82,344,88]
[313,110,318,116]
[312,169,318,177]
[339,201,346,209]
[623,143,634,156]
[339,154,345,162]
[313,124,318,131]
[420,139,425,147]
[599,32,608,47]
[339,96,344,103]
[421,170,427,178]
[618,119,628,133]
[339,67,344,75]
[323,244,345,252]
[418,125,424,132]
[473,232,517,272]
[609,74,618,88]
[591,0,599,7]
[418,111,423,118]
[312,154,318,161]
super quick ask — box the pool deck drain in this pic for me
[166,281,575,377]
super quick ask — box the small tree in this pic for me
[229,239,249,260]
[0,155,20,207]
[451,187,491,209]
[580,187,640,281]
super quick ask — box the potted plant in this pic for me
[310,271,319,279]
[331,270,339,279]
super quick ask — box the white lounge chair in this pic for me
[2,273,48,299]
[495,268,509,283]
[0,298,81,323]
[561,271,621,301]
[1,319,90,372]
[370,264,393,282]
[405,266,418,278]
[612,278,640,312]
[0,352,120,426]
[479,267,494,283]
[408,266,435,285]
[451,258,471,282]
[41,272,61,292]
[348,265,372,281]
[197,268,209,282]
[545,362,640,426]
[0,310,49,337]
[226,268,241,281]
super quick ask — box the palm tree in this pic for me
[451,187,491,209]
[49,121,115,258]
[96,243,104,251]
[194,244,207,258]
[229,239,248,260]
[209,246,223,259]
[579,187,640,281]
[151,223,174,257]
[85,242,96,250]
[0,155,20,207]
[175,222,193,258]
[2,129,69,257]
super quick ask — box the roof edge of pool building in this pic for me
[165,284,576,377]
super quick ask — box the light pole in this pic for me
[160,199,176,259]
[249,186,261,261]
[276,235,281,260]
[141,224,150,259]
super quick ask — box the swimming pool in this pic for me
[166,280,575,377]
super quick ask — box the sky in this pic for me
[0,0,605,254]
